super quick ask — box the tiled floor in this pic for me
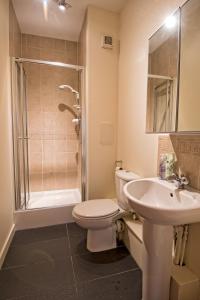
[0,223,142,300]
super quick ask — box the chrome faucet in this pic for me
[170,173,189,189]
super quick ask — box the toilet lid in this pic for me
[73,199,120,219]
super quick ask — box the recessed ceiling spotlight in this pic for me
[57,0,72,11]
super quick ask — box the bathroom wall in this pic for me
[9,1,21,57]
[117,0,185,177]
[119,0,200,290]
[21,34,80,192]
[0,0,15,266]
[22,34,77,64]
[79,6,119,200]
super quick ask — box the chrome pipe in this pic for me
[14,57,84,71]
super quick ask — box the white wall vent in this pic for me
[101,35,113,49]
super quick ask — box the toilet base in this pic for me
[87,225,117,252]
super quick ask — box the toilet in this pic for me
[72,169,140,252]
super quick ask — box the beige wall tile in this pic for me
[29,173,43,192]
[29,152,42,173]
[43,174,56,191]
[43,112,56,132]
[40,37,55,49]
[27,34,41,48]
[158,135,200,190]
[9,1,21,57]
[40,48,55,61]
[23,35,79,192]
[22,47,40,59]
[55,39,65,51]
[29,139,42,153]
[28,112,43,134]
[55,172,77,189]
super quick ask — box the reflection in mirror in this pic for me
[146,10,180,133]
[178,0,200,131]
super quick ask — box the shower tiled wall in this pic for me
[22,34,79,192]
[22,34,77,64]
[9,1,21,57]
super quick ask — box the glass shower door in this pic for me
[12,60,30,209]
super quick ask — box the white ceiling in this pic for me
[12,0,126,41]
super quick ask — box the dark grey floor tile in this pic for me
[12,225,67,246]
[77,269,142,300]
[72,247,139,283]
[9,293,78,300]
[67,223,87,237]
[0,258,75,300]
[3,238,70,269]
[67,223,89,256]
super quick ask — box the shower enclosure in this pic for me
[11,58,85,211]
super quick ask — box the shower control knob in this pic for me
[72,118,80,125]
[73,104,81,110]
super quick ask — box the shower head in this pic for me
[59,84,75,92]
[59,84,80,100]
[59,84,79,100]
[58,103,77,118]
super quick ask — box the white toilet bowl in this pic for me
[72,170,140,252]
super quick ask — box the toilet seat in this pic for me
[73,199,120,219]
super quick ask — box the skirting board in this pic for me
[0,224,15,269]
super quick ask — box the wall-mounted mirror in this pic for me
[178,0,200,132]
[146,10,180,133]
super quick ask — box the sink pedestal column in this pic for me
[142,220,173,300]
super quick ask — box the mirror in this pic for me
[178,0,200,132]
[146,10,180,133]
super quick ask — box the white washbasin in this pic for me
[124,177,200,300]
[124,177,200,225]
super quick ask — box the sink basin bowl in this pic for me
[124,177,200,225]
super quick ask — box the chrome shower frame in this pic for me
[11,57,86,210]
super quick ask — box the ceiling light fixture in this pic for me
[57,0,72,11]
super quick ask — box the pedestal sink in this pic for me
[123,178,200,300]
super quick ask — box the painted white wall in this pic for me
[85,6,119,199]
[117,0,185,177]
[0,0,15,266]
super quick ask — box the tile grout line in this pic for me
[10,235,68,249]
[65,223,71,250]
[78,267,141,285]
[70,245,126,258]
[70,255,79,297]
[2,256,73,271]
[66,224,79,297]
